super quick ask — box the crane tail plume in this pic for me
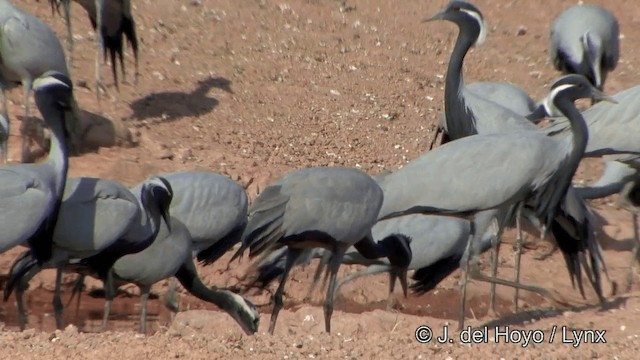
[3,250,40,302]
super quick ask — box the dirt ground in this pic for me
[1,0,640,358]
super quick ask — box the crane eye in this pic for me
[453,6,461,11]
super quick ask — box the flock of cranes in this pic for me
[0,0,639,337]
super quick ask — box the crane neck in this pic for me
[554,96,589,176]
[137,189,164,248]
[44,104,71,204]
[175,259,255,333]
[353,233,412,268]
[443,22,481,139]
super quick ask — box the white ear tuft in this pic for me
[545,83,575,112]
[33,76,70,91]
[460,8,486,46]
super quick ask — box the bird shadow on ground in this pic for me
[479,295,630,329]
[128,76,233,122]
[21,109,133,160]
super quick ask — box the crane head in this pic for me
[143,176,174,232]
[548,74,617,106]
[424,1,487,46]
[33,71,74,111]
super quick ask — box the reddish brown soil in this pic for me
[2,0,640,358]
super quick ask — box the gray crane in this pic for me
[0,0,82,163]
[69,170,249,312]
[574,159,640,291]
[550,3,619,91]
[375,74,610,329]
[132,171,248,264]
[537,85,640,264]
[428,1,620,313]
[3,175,173,330]
[247,214,498,305]
[105,216,259,334]
[230,166,413,334]
[0,71,72,268]
[49,0,139,97]
[428,1,539,146]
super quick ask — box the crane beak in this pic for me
[423,10,446,22]
[591,89,618,104]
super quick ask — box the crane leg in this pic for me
[304,250,329,301]
[488,234,500,316]
[15,278,29,331]
[101,269,115,331]
[66,274,85,316]
[467,262,580,310]
[624,213,640,292]
[94,0,108,101]
[458,226,477,331]
[139,285,150,334]
[268,248,302,335]
[53,267,65,330]
[63,0,74,68]
[323,249,345,333]
[513,205,524,312]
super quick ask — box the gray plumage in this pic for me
[108,216,259,334]
[253,214,498,297]
[0,71,72,265]
[69,170,248,316]
[131,171,248,265]
[466,82,538,119]
[377,74,609,328]
[340,214,498,294]
[550,3,619,90]
[0,0,79,162]
[4,175,173,330]
[231,166,412,334]
[429,1,538,145]
[543,85,640,157]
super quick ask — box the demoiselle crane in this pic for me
[230,166,412,334]
[4,175,173,330]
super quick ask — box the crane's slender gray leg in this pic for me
[101,269,115,331]
[335,265,391,303]
[304,250,330,301]
[624,213,640,292]
[15,278,29,331]
[66,274,85,316]
[513,204,524,312]
[268,248,302,335]
[53,266,65,330]
[488,230,500,316]
[467,262,575,309]
[458,229,475,331]
[94,0,107,101]
[324,248,345,333]
[19,81,32,163]
[139,285,151,334]
[62,0,73,68]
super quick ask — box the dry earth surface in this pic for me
[1,0,640,358]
